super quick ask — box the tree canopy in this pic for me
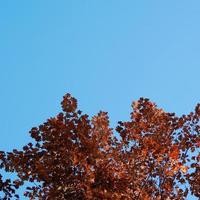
[0,93,200,199]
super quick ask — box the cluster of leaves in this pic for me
[0,93,200,199]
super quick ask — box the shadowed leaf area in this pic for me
[1,93,200,199]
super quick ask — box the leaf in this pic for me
[169,145,179,160]
[0,93,199,199]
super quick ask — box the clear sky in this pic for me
[1,1,200,199]
[0,1,200,153]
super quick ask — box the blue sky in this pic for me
[1,1,200,199]
[1,1,200,151]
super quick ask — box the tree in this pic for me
[0,93,200,199]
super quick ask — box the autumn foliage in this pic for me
[1,93,200,199]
